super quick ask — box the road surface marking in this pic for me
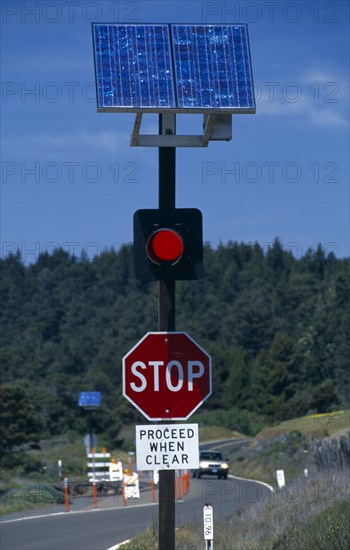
[228,474,274,492]
[0,502,158,524]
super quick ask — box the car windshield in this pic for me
[200,452,223,461]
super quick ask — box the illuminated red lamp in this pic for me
[133,208,203,281]
[146,229,184,265]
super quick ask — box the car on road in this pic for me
[193,450,229,479]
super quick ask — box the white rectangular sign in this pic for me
[203,504,214,540]
[123,473,140,499]
[136,423,199,470]
[276,469,285,488]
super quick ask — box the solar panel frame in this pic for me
[92,23,255,114]
[92,23,176,112]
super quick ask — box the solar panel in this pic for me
[93,24,175,111]
[171,24,255,112]
[92,23,255,114]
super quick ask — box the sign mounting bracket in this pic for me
[130,113,232,148]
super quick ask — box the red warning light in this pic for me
[146,229,184,265]
[133,208,203,281]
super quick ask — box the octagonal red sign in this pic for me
[122,332,212,420]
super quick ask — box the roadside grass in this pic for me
[221,469,350,550]
[272,500,350,550]
[29,433,131,478]
[0,433,130,515]
[0,483,66,515]
[198,425,244,442]
[122,469,350,549]
[257,410,350,440]
[226,430,314,486]
[31,434,89,479]
[225,410,350,486]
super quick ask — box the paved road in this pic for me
[1,503,157,550]
[1,439,271,550]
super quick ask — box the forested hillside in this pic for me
[1,240,349,451]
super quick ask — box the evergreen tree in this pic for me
[0,242,348,450]
[0,382,43,454]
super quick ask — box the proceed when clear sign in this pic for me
[135,424,199,470]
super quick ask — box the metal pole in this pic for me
[88,409,96,482]
[158,113,176,550]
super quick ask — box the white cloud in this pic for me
[255,70,348,128]
[2,129,131,160]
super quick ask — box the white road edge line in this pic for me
[207,439,275,492]
[106,540,131,550]
[228,473,274,492]
[0,502,158,524]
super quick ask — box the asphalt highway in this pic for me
[1,439,272,550]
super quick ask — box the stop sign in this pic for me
[122,332,212,420]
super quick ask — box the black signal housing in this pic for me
[133,208,203,281]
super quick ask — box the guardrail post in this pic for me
[150,475,156,503]
[64,477,69,512]
[93,481,97,509]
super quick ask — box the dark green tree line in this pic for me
[0,241,349,452]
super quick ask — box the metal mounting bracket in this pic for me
[130,113,232,148]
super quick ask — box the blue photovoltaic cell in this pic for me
[171,24,255,112]
[93,24,175,110]
[92,23,255,113]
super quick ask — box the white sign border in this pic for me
[135,423,199,470]
[122,332,212,421]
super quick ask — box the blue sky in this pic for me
[1,0,349,263]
